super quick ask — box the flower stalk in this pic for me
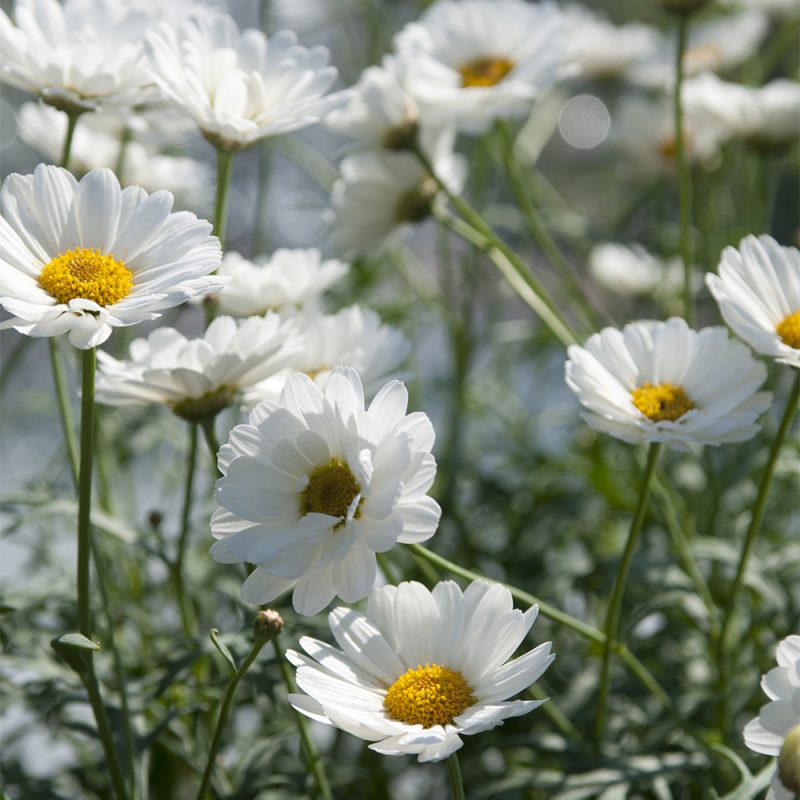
[60,110,81,172]
[446,753,466,800]
[213,147,235,248]
[174,423,199,636]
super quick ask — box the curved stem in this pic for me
[273,635,334,800]
[673,14,694,326]
[50,338,79,487]
[445,753,466,800]
[196,637,267,800]
[61,110,81,170]
[174,423,199,637]
[213,148,235,248]
[594,442,662,746]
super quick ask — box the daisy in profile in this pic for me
[0,165,222,348]
[146,6,343,151]
[0,0,156,113]
[707,235,800,369]
[216,249,348,318]
[243,305,411,405]
[394,0,569,133]
[95,314,302,422]
[210,368,441,614]
[287,579,555,762]
[564,318,771,450]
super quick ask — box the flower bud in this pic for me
[778,725,800,794]
[254,609,285,642]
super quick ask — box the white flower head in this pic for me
[684,74,800,149]
[394,0,571,133]
[287,579,555,762]
[146,7,344,150]
[588,242,682,298]
[210,367,441,615]
[328,136,467,255]
[217,249,348,318]
[707,235,800,369]
[244,305,412,406]
[0,165,223,349]
[565,318,772,451]
[95,314,303,421]
[0,0,157,113]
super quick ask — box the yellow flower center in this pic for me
[631,382,694,422]
[776,310,800,349]
[300,458,362,521]
[38,247,132,307]
[383,663,474,728]
[459,56,514,88]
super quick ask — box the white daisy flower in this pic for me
[146,7,343,151]
[216,249,348,318]
[564,317,772,451]
[588,242,683,298]
[706,235,800,369]
[684,73,800,149]
[286,579,555,762]
[0,164,223,349]
[94,314,302,421]
[244,305,412,406]
[394,0,570,133]
[328,138,467,254]
[210,367,441,615]
[0,0,157,113]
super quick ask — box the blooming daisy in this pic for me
[146,6,343,151]
[0,164,223,349]
[243,305,411,406]
[216,249,348,318]
[744,635,800,800]
[94,314,302,422]
[210,367,441,615]
[564,318,772,450]
[394,0,570,133]
[0,0,156,113]
[706,236,800,369]
[286,579,555,762]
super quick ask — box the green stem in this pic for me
[174,423,199,637]
[445,753,466,800]
[673,14,694,326]
[49,338,79,487]
[200,417,221,473]
[273,635,334,800]
[114,127,133,183]
[594,442,662,746]
[61,110,81,170]
[213,148,235,248]
[196,637,267,800]
[77,347,97,638]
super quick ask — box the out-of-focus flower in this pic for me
[210,368,441,615]
[217,249,348,318]
[244,305,411,405]
[588,242,682,298]
[17,102,213,210]
[565,318,771,451]
[287,579,555,762]
[394,0,570,133]
[95,314,302,421]
[146,7,343,151]
[327,135,467,254]
[564,5,661,81]
[630,11,769,89]
[0,165,222,348]
[707,235,800,369]
[744,635,800,800]
[0,0,157,113]
[684,74,800,149]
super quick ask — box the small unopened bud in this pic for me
[778,725,800,794]
[660,0,710,14]
[254,609,284,642]
[148,510,163,529]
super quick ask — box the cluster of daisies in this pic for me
[0,0,798,776]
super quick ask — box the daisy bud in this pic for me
[660,0,710,14]
[778,725,800,794]
[254,610,285,643]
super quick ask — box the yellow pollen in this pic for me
[38,247,132,307]
[383,663,474,728]
[459,56,514,88]
[300,458,362,522]
[631,382,694,422]
[776,310,800,349]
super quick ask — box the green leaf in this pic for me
[209,628,237,673]
[50,632,100,674]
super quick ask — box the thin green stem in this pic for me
[673,14,694,326]
[114,127,133,182]
[594,442,662,746]
[174,423,199,637]
[196,637,267,800]
[77,347,97,638]
[200,417,221,473]
[60,110,81,170]
[445,753,466,800]
[49,338,79,487]
[213,148,235,248]
[273,635,334,800]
